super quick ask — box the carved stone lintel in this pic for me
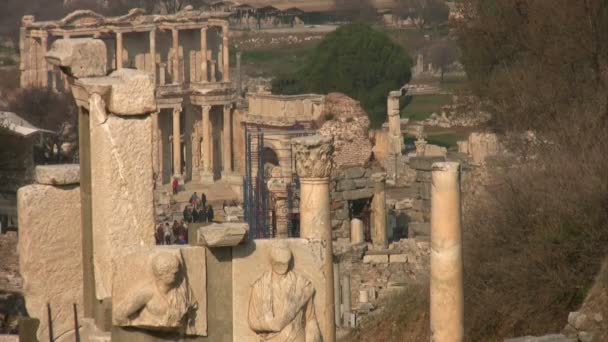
[291,135,334,179]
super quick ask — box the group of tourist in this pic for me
[155,220,189,245]
[182,192,214,223]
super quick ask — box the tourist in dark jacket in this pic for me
[207,205,214,223]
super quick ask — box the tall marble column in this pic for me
[200,27,208,82]
[430,162,463,342]
[222,104,233,175]
[116,32,123,69]
[371,172,387,248]
[171,28,180,83]
[222,25,230,82]
[200,105,213,184]
[292,135,336,342]
[172,106,182,179]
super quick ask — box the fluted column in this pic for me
[116,32,123,69]
[371,172,387,248]
[222,25,230,81]
[200,105,213,184]
[200,27,208,82]
[171,28,179,83]
[151,111,160,184]
[172,106,182,178]
[430,162,463,342]
[292,135,336,342]
[222,104,233,175]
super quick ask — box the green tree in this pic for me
[272,23,412,127]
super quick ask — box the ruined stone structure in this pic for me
[20,8,238,186]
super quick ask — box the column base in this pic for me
[200,171,214,185]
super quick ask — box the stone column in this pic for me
[236,51,242,97]
[341,275,351,326]
[222,104,233,175]
[333,262,341,326]
[172,106,182,179]
[200,105,213,184]
[371,172,387,248]
[430,162,463,342]
[116,32,123,69]
[350,218,364,244]
[222,25,230,82]
[40,33,49,88]
[149,29,156,82]
[151,111,160,185]
[292,135,336,342]
[172,28,179,83]
[200,27,208,82]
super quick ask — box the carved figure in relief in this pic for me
[114,252,197,331]
[248,242,322,342]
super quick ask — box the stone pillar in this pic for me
[292,135,336,342]
[222,104,233,175]
[116,32,123,69]
[387,90,402,156]
[151,111,160,184]
[333,262,341,326]
[430,162,463,342]
[222,25,230,82]
[350,218,364,244]
[341,275,351,326]
[40,33,49,88]
[172,106,182,179]
[172,28,179,83]
[200,27,208,82]
[236,51,242,97]
[200,105,213,184]
[149,29,156,82]
[210,59,217,82]
[371,172,387,248]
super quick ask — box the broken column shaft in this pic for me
[430,162,464,342]
[292,135,336,342]
[371,172,388,248]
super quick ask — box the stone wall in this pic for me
[330,165,384,239]
[246,93,325,125]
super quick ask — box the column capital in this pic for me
[173,105,182,115]
[291,135,334,179]
[201,104,211,112]
[223,103,233,111]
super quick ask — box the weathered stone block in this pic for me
[363,254,389,264]
[395,198,413,210]
[344,167,365,179]
[333,208,349,221]
[389,254,408,263]
[35,164,80,185]
[18,184,82,342]
[90,113,155,299]
[331,191,343,201]
[420,182,431,200]
[408,156,446,171]
[232,239,329,342]
[46,38,107,78]
[342,188,374,201]
[112,246,207,336]
[197,222,248,247]
[80,69,156,116]
[354,178,373,189]
[337,179,356,191]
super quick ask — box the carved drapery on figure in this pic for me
[248,242,322,342]
[291,135,334,179]
[114,252,197,332]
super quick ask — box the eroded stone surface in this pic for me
[17,184,82,342]
[46,38,106,78]
[35,164,80,185]
[233,239,328,342]
[197,222,248,247]
[80,69,156,115]
[112,246,207,336]
[90,102,155,299]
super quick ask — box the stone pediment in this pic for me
[58,10,106,27]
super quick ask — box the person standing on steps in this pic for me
[172,177,179,195]
[207,205,214,223]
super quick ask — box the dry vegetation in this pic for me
[355,1,608,341]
